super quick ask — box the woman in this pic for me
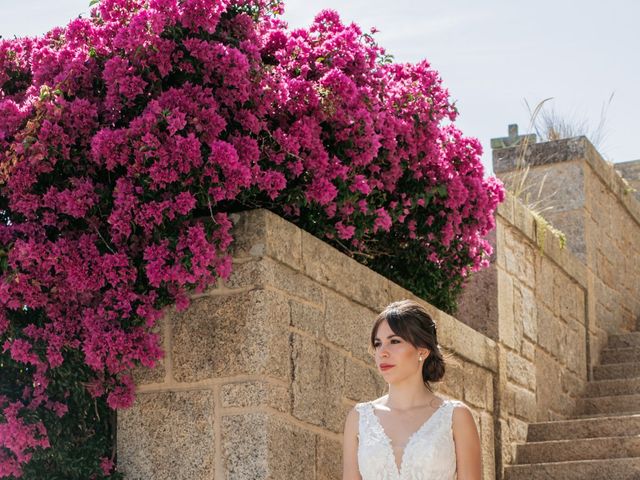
[342,299,482,479]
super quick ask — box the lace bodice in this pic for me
[355,398,462,480]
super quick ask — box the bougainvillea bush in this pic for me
[0,0,504,477]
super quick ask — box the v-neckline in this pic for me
[368,399,448,479]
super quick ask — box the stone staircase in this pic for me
[505,332,640,479]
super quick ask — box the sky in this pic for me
[1,0,638,175]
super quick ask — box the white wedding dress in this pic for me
[355,398,462,480]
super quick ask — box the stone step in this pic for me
[527,414,640,441]
[585,377,640,397]
[574,409,640,420]
[504,457,640,480]
[576,393,640,415]
[593,362,640,380]
[601,347,640,364]
[516,436,640,464]
[608,332,640,349]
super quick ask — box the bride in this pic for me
[342,299,482,479]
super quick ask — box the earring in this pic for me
[418,355,423,362]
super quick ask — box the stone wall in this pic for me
[117,209,498,480]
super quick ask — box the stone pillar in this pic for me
[492,134,640,345]
[456,229,499,340]
[493,136,589,261]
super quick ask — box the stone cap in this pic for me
[492,136,589,173]
[493,135,640,234]
[615,159,640,181]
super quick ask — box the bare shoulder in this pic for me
[451,400,474,417]
[346,404,360,420]
[450,399,471,412]
[450,401,479,434]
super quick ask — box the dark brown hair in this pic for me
[369,299,445,390]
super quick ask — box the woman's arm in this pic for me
[452,405,482,480]
[342,406,363,480]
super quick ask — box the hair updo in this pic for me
[369,299,445,390]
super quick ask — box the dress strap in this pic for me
[447,399,466,412]
[354,402,371,429]
[354,401,371,422]
[354,401,389,445]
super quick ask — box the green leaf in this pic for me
[89,0,100,6]
[435,184,447,197]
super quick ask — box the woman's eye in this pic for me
[373,340,400,348]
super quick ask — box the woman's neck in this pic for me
[384,385,440,411]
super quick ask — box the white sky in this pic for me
[1,0,638,174]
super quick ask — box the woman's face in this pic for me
[373,319,428,383]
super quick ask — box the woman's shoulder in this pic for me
[445,398,472,421]
[448,399,477,432]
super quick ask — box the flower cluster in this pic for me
[0,0,503,476]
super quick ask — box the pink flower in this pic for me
[100,456,114,475]
[166,110,187,135]
[257,170,286,200]
[4,339,39,365]
[306,177,338,205]
[335,222,356,240]
[373,207,392,233]
[106,375,135,409]
[350,174,371,195]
